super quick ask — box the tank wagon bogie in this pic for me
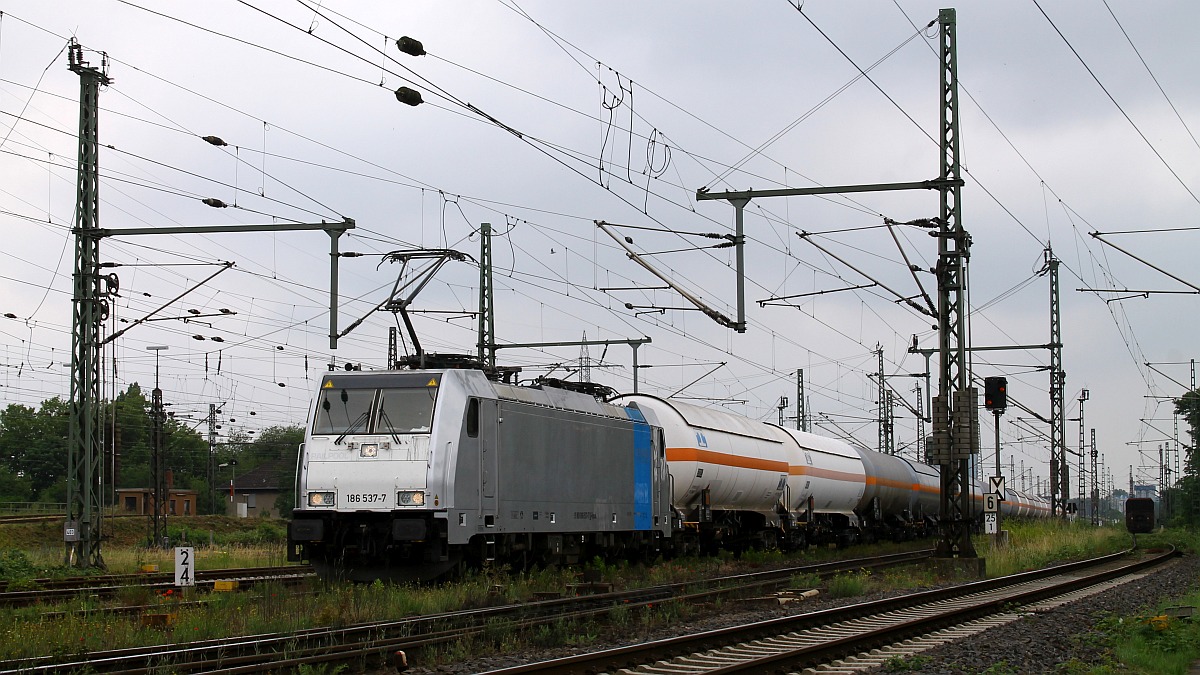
[289,368,1052,581]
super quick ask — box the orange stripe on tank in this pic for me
[788,465,865,483]
[665,447,789,473]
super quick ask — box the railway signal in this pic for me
[984,377,1007,411]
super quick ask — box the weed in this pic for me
[980,660,1019,675]
[789,571,821,588]
[826,570,869,598]
[608,602,632,628]
[531,619,570,648]
[0,549,40,585]
[882,654,932,671]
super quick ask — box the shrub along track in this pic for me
[0,550,930,673]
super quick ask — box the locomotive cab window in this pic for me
[466,398,479,438]
[376,387,438,434]
[313,387,377,435]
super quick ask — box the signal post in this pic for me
[984,376,1007,545]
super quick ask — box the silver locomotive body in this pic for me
[287,369,671,580]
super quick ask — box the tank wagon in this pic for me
[287,368,1050,580]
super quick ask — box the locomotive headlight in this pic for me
[308,491,336,507]
[359,443,378,457]
[396,490,425,506]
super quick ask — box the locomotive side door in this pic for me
[479,398,499,526]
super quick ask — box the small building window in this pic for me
[169,500,177,515]
[183,499,191,515]
[124,496,137,512]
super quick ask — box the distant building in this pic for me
[224,459,292,519]
[1132,484,1159,501]
[116,488,198,517]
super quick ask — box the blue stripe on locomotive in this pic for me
[628,407,653,530]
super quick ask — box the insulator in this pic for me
[3,313,16,319]
[202,198,228,208]
[192,335,205,340]
[394,86,423,107]
[188,308,201,314]
[396,36,426,56]
[210,336,224,343]
[202,135,228,146]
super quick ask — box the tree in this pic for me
[0,399,69,500]
[252,425,305,461]
[1174,389,1200,476]
[254,426,303,516]
[1170,390,1200,526]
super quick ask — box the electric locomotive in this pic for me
[287,368,672,581]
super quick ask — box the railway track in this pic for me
[479,547,1176,674]
[0,565,314,606]
[0,513,63,524]
[0,512,147,524]
[0,549,931,673]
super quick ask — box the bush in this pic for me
[826,571,868,598]
[0,549,40,584]
[221,521,286,545]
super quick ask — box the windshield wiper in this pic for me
[334,411,371,445]
[376,409,403,445]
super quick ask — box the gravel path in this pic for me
[401,553,1200,674]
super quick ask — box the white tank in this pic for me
[774,426,866,515]
[614,395,789,514]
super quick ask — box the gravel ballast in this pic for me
[401,553,1200,674]
[864,553,1200,674]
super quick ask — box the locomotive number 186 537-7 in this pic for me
[346,493,387,504]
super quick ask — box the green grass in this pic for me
[1066,527,1200,675]
[1088,596,1200,674]
[978,519,1129,578]
[826,570,869,598]
[882,654,934,671]
[1,520,1197,670]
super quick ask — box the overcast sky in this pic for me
[1,1,1197,497]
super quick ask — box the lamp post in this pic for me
[146,346,168,547]
[218,460,238,516]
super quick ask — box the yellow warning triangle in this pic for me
[322,381,333,388]
[426,378,438,387]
